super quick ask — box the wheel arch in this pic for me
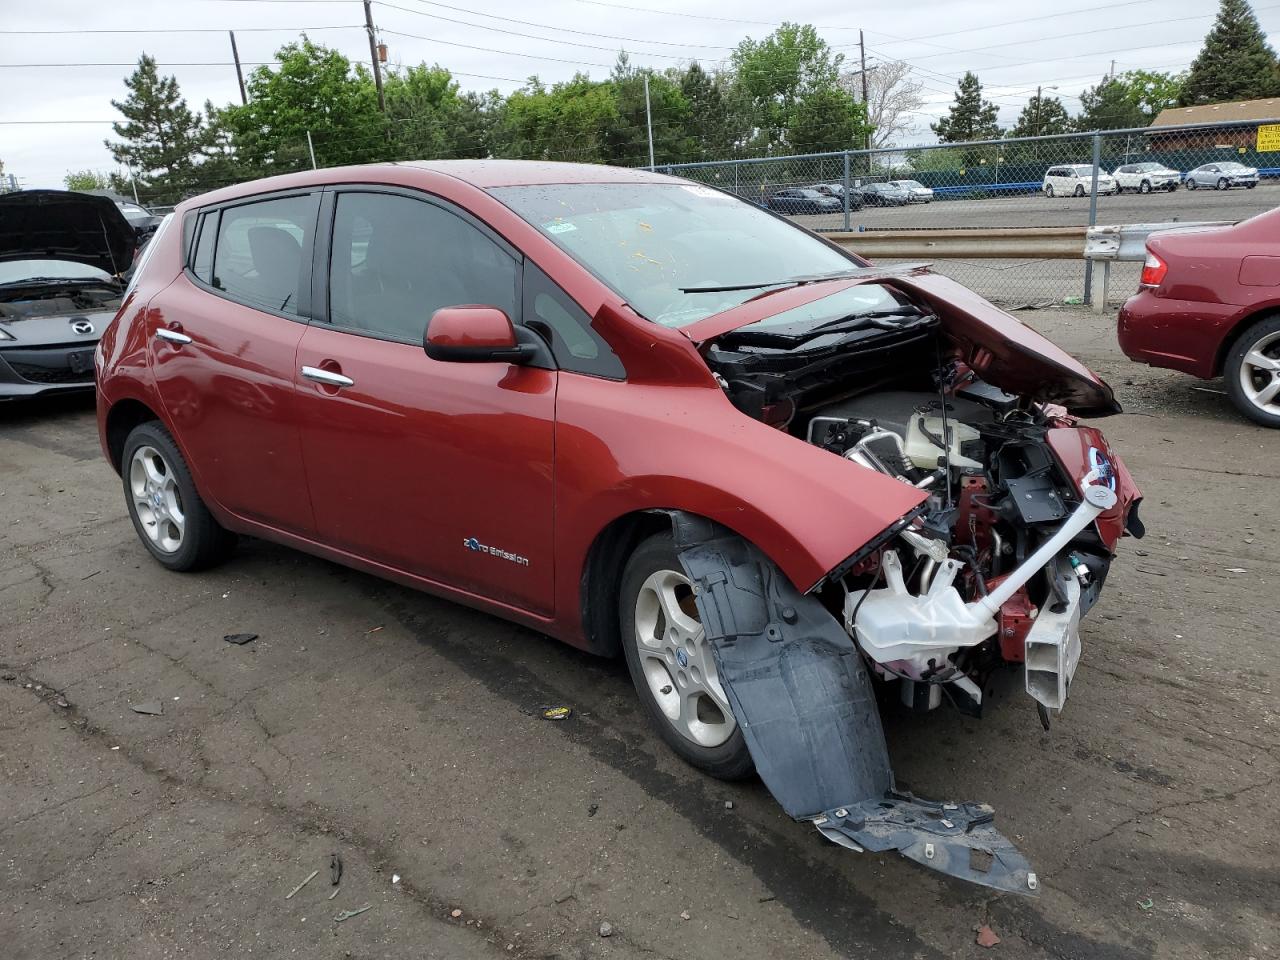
[104,397,165,473]
[1214,306,1280,377]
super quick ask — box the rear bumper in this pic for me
[0,343,97,399]
[1117,290,1239,379]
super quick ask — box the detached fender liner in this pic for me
[669,511,1037,895]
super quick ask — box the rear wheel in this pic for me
[619,532,753,780]
[1246,182,1257,189]
[122,422,237,571]
[1074,184,1085,197]
[1139,180,1151,194]
[1225,316,1280,428]
[1044,185,1055,198]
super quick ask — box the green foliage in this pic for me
[931,73,1000,147]
[64,170,113,191]
[731,23,849,151]
[1120,70,1186,120]
[675,63,743,161]
[1007,94,1072,139]
[104,54,207,203]
[1075,77,1148,131]
[605,55,691,165]
[788,87,869,154]
[1180,0,1280,105]
[493,75,619,163]
[220,38,382,174]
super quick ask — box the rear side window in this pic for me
[211,194,318,316]
[190,212,217,284]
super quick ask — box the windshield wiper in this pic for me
[679,269,866,294]
[804,305,923,334]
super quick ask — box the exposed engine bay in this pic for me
[701,284,1134,720]
[0,280,123,320]
[676,280,1141,894]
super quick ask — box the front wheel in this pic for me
[1139,180,1151,194]
[619,532,753,780]
[1246,182,1256,189]
[1187,178,1197,190]
[1074,184,1085,197]
[1225,316,1280,428]
[1217,178,1229,191]
[1044,185,1055,198]
[122,422,237,571]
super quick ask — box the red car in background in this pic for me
[97,161,1141,893]
[1119,207,1280,427]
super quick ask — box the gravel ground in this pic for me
[1,308,1277,959]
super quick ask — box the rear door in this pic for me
[293,187,557,614]
[149,191,320,534]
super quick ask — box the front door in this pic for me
[293,189,557,615]
[149,191,320,535]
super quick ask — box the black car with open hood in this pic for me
[0,190,139,399]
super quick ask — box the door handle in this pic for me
[155,329,192,345]
[301,365,355,388]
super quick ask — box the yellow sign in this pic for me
[1257,123,1280,152]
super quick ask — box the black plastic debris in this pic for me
[329,853,343,886]
[130,701,163,716]
[671,512,1037,896]
[223,633,258,645]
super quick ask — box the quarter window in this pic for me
[191,211,217,285]
[328,191,518,344]
[211,194,318,316]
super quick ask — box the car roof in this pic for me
[178,160,675,212]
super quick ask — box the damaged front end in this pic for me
[673,274,1141,894]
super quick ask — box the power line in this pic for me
[0,24,360,35]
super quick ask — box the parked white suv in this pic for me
[1113,162,1180,193]
[1042,164,1117,198]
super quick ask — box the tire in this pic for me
[121,421,237,571]
[1139,180,1151,194]
[1044,185,1054,198]
[619,532,754,780]
[1167,182,1179,191]
[1074,184,1086,197]
[1187,178,1197,190]
[1224,315,1280,428]
[1246,182,1256,189]
[1217,178,1229,191]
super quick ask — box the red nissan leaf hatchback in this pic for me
[98,161,1140,892]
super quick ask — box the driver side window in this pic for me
[328,191,518,344]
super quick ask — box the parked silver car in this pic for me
[1185,161,1259,190]
[887,179,934,203]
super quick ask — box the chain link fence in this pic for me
[661,119,1280,307]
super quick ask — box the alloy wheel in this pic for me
[1217,178,1229,191]
[1140,180,1151,194]
[632,568,736,748]
[1238,331,1280,417]
[129,445,185,553]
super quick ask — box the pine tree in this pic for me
[105,55,206,203]
[1179,0,1280,105]
[1007,94,1072,138]
[931,72,1001,143]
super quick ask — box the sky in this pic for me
[2,0,1277,188]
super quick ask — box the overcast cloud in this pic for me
[2,0,1275,188]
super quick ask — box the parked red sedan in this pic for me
[1119,207,1280,427]
[98,161,1140,893]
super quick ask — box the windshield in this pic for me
[0,259,113,286]
[1219,162,1247,172]
[116,202,152,224]
[491,182,857,328]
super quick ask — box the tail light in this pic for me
[1139,251,1167,288]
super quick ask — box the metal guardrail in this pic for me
[829,227,1086,260]
[1083,220,1232,310]
[829,220,1233,311]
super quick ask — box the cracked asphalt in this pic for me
[2,308,1277,960]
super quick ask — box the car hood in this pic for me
[0,190,136,276]
[0,306,115,347]
[679,266,1119,415]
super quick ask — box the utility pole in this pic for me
[306,131,317,169]
[643,73,655,168]
[364,0,385,112]
[229,31,247,105]
[1034,85,1042,137]
[859,30,871,152]
[1109,59,1116,80]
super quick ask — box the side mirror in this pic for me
[424,306,536,364]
